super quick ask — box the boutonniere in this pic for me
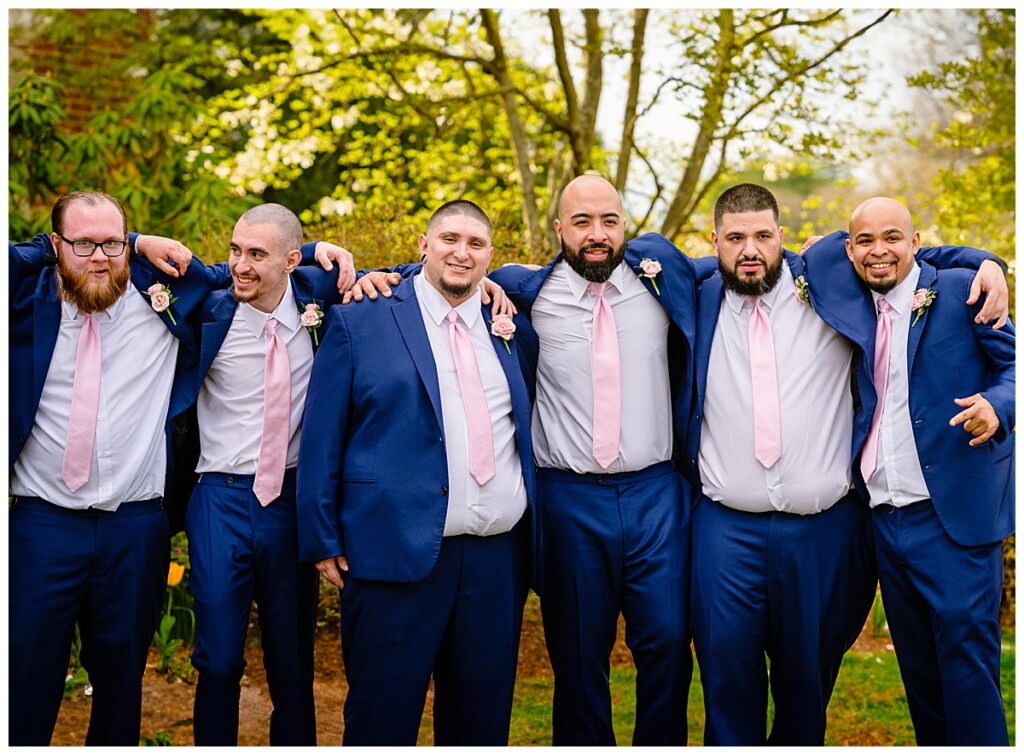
[490,314,516,354]
[300,302,324,345]
[145,283,178,325]
[794,275,814,309]
[635,258,663,295]
[910,289,937,326]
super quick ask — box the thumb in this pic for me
[953,395,977,407]
[966,275,981,305]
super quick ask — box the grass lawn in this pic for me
[503,629,1016,746]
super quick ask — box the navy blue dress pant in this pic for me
[537,461,692,746]
[690,491,875,745]
[873,499,1007,745]
[185,471,318,745]
[9,496,170,746]
[339,527,527,746]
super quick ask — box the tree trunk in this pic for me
[615,9,648,193]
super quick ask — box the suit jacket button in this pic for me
[18,437,24,445]
[441,486,448,495]
[227,475,234,484]
[439,437,444,444]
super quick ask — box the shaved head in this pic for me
[557,174,622,217]
[849,197,914,236]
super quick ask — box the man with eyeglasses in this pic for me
[7,190,229,746]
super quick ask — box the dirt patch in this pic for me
[51,599,891,745]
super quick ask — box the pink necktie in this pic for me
[590,282,621,469]
[748,296,782,468]
[253,318,291,506]
[447,311,495,486]
[860,298,892,482]
[62,313,101,492]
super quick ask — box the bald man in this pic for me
[808,197,1013,745]
[488,175,699,745]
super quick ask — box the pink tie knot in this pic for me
[877,298,891,315]
[589,282,607,298]
[446,310,459,326]
[264,317,279,337]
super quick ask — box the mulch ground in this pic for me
[52,599,873,746]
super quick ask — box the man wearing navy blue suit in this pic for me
[297,200,538,745]
[488,174,697,745]
[8,191,213,746]
[176,203,348,746]
[826,197,1012,745]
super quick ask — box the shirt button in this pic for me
[440,486,448,495]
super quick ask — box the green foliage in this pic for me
[152,614,183,675]
[908,9,1015,273]
[9,74,67,238]
[141,730,176,746]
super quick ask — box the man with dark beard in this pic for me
[8,190,216,746]
[488,174,699,745]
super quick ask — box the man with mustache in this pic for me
[801,197,1013,745]
[8,191,217,745]
[488,174,699,745]
[297,201,538,745]
[685,183,1009,745]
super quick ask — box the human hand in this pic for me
[315,555,349,589]
[950,393,1000,446]
[135,234,194,277]
[966,260,1009,329]
[342,271,402,304]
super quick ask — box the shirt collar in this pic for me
[563,258,628,303]
[59,279,129,322]
[723,256,794,314]
[414,270,483,328]
[239,277,301,339]
[870,262,921,317]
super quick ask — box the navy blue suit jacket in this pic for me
[803,234,1015,546]
[296,273,539,583]
[487,233,698,471]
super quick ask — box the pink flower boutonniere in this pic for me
[635,258,663,295]
[490,314,516,354]
[145,283,178,325]
[911,289,937,326]
[301,302,324,345]
[794,275,814,309]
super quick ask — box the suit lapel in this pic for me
[695,274,724,417]
[392,279,444,431]
[33,270,62,410]
[291,275,326,353]
[907,264,937,372]
[200,294,236,382]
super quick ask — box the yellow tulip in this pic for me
[167,562,185,587]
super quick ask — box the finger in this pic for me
[952,396,976,407]
[152,258,181,278]
[969,426,997,446]
[386,273,401,284]
[338,269,356,293]
[966,275,981,305]
[994,313,1008,330]
[342,290,353,305]
[352,286,364,302]
[949,409,973,427]
[480,288,492,305]
[337,556,349,572]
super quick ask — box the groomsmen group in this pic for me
[8,180,1013,747]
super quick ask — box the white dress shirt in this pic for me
[414,273,528,536]
[196,277,314,474]
[699,263,854,514]
[865,264,931,508]
[530,260,673,473]
[12,284,179,510]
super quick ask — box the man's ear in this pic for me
[710,230,719,257]
[284,248,302,273]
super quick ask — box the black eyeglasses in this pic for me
[57,235,127,257]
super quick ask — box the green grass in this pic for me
[500,631,1015,746]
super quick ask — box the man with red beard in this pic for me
[8,190,222,746]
